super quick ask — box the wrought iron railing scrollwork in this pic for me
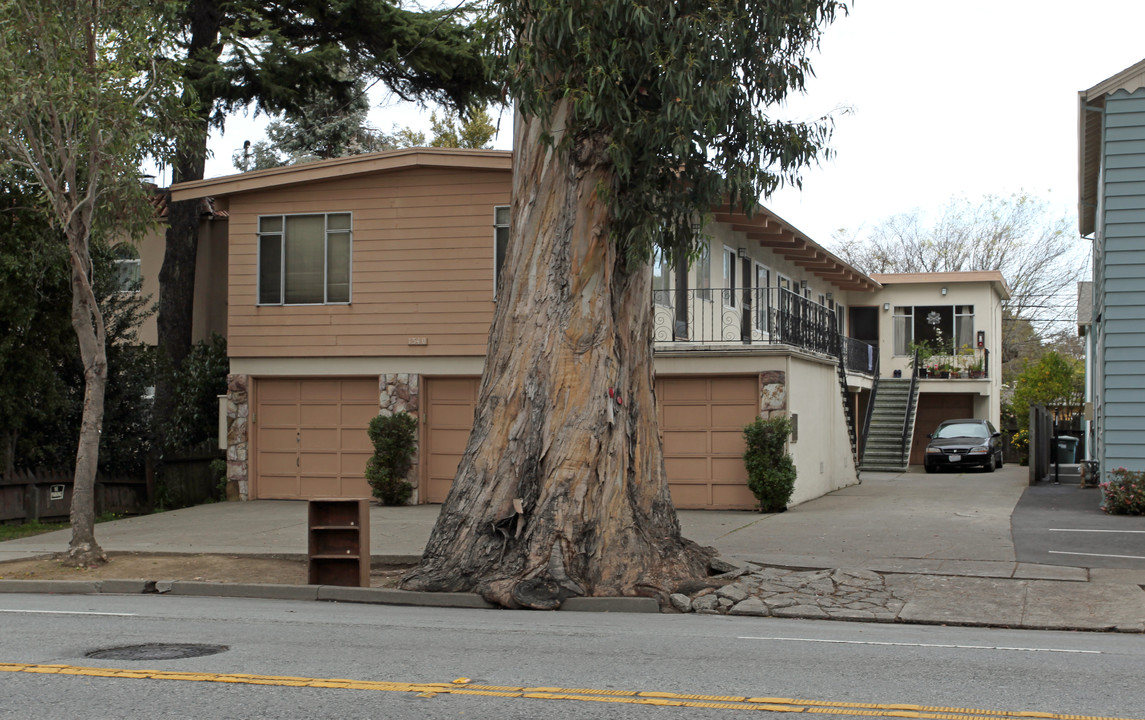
[651,286,876,375]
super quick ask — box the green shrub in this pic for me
[1101,468,1145,515]
[162,333,229,453]
[743,415,797,513]
[365,413,417,505]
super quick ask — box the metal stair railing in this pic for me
[901,349,920,467]
[858,351,880,467]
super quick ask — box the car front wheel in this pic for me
[983,454,995,473]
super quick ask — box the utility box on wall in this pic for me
[307,498,370,587]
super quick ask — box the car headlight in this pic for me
[926,447,942,454]
[967,446,988,455]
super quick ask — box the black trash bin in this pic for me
[1054,435,1079,464]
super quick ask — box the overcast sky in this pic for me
[203,1,1145,250]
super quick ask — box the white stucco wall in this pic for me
[785,354,860,505]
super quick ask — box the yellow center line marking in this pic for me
[1,663,1139,720]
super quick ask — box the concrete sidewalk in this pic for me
[2,466,1143,631]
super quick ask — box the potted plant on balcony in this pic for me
[908,340,935,378]
[968,358,985,379]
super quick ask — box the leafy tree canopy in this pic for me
[1010,351,1084,421]
[492,0,844,264]
[830,193,1083,342]
[232,82,499,172]
[183,0,495,133]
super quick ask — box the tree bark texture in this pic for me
[403,110,713,608]
[65,220,108,566]
[155,0,219,443]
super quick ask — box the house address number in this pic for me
[408,337,428,346]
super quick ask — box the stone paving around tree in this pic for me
[669,558,905,621]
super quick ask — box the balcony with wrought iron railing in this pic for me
[651,286,876,376]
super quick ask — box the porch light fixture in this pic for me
[826,292,833,302]
[941,287,948,295]
[800,279,807,290]
[737,247,747,258]
[883,302,890,311]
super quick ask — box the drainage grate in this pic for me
[86,643,229,661]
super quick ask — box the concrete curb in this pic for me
[0,580,100,594]
[0,579,658,615]
[317,585,496,609]
[0,577,1140,629]
[559,596,660,613]
[166,581,320,601]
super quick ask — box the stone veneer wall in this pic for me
[759,370,787,418]
[225,374,250,501]
[379,374,420,501]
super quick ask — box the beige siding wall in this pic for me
[226,167,511,358]
[194,219,229,342]
[137,219,228,346]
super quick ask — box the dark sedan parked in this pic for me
[923,419,1004,473]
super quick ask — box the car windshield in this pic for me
[933,423,989,439]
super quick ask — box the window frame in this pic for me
[695,243,712,302]
[256,212,352,306]
[754,262,770,333]
[893,306,914,356]
[722,246,738,308]
[111,243,142,294]
[955,304,975,350]
[652,246,672,306]
[494,205,510,297]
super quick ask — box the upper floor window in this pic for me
[112,243,141,293]
[258,213,351,305]
[722,246,737,308]
[893,306,913,355]
[652,246,672,306]
[494,205,510,293]
[955,305,975,349]
[695,244,711,301]
[754,263,770,332]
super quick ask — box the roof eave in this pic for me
[170,147,513,201]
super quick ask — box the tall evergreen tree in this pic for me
[158,1,496,442]
[403,0,844,608]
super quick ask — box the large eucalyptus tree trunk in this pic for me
[402,111,712,608]
[65,222,108,566]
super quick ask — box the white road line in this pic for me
[1048,550,1145,560]
[0,609,137,617]
[1048,528,1145,534]
[737,636,1101,654]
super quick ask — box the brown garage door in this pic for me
[910,393,975,464]
[657,376,759,510]
[254,378,377,499]
[423,377,480,503]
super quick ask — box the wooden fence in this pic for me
[0,468,149,523]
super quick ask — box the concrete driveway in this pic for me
[5,464,1138,581]
[679,465,1039,576]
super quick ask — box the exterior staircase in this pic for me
[859,378,919,473]
[833,342,858,463]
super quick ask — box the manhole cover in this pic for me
[86,643,228,661]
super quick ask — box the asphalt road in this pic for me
[1012,482,1145,569]
[2,594,1142,720]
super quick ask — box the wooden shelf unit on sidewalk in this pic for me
[307,498,370,587]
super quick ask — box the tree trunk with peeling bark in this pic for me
[402,111,713,608]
